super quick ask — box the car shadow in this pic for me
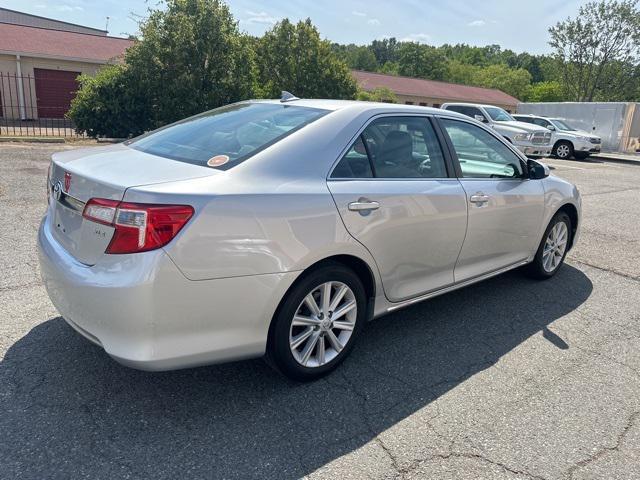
[0,265,592,479]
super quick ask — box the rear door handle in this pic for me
[348,199,380,212]
[469,193,490,205]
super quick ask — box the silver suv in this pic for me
[513,114,602,160]
[441,103,552,158]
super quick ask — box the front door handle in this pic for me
[348,199,380,212]
[469,193,490,205]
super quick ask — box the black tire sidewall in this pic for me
[268,264,367,381]
[529,212,572,279]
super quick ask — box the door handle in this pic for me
[348,199,380,212]
[469,193,490,205]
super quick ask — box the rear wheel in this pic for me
[267,264,366,381]
[524,212,572,279]
[553,141,574,160]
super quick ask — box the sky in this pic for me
[1,0,590,54]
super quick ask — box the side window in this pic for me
[446,105,483,120]
[330,136,373,178]
[441,119,524,179]
[533,118,550,128]
[361,117,448,179]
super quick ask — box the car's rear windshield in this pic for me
[127,103,328,170]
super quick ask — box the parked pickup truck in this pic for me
[441,103,552,158]
[512,114,602,160]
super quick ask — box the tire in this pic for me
[266,263,367,381]
[553,141,574,160]
[574,152,589,160]
[524,212,572,280]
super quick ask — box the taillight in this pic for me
[83,199,194,254]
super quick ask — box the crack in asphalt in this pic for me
[406,451,549,480]
[567,259,640,283]
[565,411,640,479]
[580,187,640,197]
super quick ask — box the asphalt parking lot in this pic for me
[1,143,639,480]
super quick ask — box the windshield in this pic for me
[128,103,328,170]
[550,119,576,131]
[484,107,515,122]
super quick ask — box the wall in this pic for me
[0,54,102,119]
[517,102,640,153]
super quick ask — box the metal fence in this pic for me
[0,72,84,138]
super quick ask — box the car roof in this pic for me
[244,98,451,116]
[442,102,506,109]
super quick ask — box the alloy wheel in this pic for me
[542,222,568,272]
[289,281,357,368]
[556,144,571,159]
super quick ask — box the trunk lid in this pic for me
[48,143,217,265]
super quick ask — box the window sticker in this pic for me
[207,155,230,168]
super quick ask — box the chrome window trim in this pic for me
[326,112,454,181]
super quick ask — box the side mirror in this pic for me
[474,114,487,123]
[547,125,556,131]
[528,159,550,180]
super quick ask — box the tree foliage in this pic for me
[70,1,355,137]
[255,19,357,99]
[549,0,640,101]
[355,87,397,103]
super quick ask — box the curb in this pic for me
[590,154,640,166]
[0,137,66,143]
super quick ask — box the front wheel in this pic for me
[524,212,572,279]
[266,264,366,381]
[553,141,574,160]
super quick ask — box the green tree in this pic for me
[445,60,480,85]
[255,19,357,99]
[524,81,565,102]
[68,65,149,138]
[549,0,640,101]
[69,0,255,136]
[474,64,532,99]
[355,87,397,103]
[397,43,448,80]
[349,46,379,71]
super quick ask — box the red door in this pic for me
[34,69,80,119]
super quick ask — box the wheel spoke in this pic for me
[304,293,321,317]
[332,320,354,331]
[329,284,348,312]
[321,282,332,315]
[326,330,343,353]
[332,300,356,321]
[290,327,313,350]
[292,315,321,327]
[316,335,326,365]
[300,331,320,365]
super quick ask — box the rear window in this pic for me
[128,103,328,170]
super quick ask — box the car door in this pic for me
[438,117,545,282]
[327,115,468,302]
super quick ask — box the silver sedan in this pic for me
[38,98,581,381]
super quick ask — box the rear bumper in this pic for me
[38,215,299,370]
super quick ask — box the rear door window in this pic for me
[331,116,448,179]
[128,103,328,170]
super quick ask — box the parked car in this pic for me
[513,114,602,160]
[441,103,552,158]
[38,98,581,381]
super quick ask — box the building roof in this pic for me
[0,7,107,35]
[0,23,133,63]
[352,70,519,106]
